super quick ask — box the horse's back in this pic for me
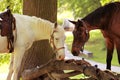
[13,14,36,49]
[100,2,120,37]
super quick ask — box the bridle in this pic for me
[81,20,89,40]
[81,20,89,52]
[0,8,16,53]
[50,30,65,54]
[80,20,89,52]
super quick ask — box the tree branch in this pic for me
[22,59,119,80]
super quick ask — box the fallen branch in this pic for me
[51,71,81,79]
[22,59,119,80]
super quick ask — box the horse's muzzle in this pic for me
[71,45,84,56]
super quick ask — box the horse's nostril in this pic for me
[59,55,61,59]
[72,51,79,56]
[58,55,64,60]
[80,50,83,52]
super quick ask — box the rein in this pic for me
[50,30,64,54]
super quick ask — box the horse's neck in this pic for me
[30,16,54,40]
[82,4,114,31]
[82,6,105,30]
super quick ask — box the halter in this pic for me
[79,20,89,52]
[81,20,89,41]
[50,30,65,54]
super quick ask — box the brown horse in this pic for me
[70,2,120,70]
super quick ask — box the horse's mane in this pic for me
[82,2,120,29]
[13,14,64,40]
[14,14,54,39]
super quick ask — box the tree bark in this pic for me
[23,0,57,22]
[19,40,55,80]
[22,59,120,80]
[21,0,57,79]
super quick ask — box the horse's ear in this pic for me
[77,19,84,27]
[6,6,12,16]
[78,19,81,22]
[7,6,10,9]
[69,20,76,25]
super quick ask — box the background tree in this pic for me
[21,0,57,64]
[0,0,22,14]
[58,0,101,19]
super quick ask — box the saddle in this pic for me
[0,7,16,53]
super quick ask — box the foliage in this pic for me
[58,0,101,18]
[0,0,22,14]
[0,54,10,65]
[58,0,120,19]
[100,0,120,5]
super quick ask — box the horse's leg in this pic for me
[105,37,114,70]
[12,48,25,80]
[115,39,120,64]
[7,54,14,80]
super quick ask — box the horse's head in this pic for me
[50,23,66,60]
[0,7,16,53]
[69,19,89,56]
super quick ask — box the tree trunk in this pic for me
[20,40,55,80]
[23,0,57,22]
[20,0,58,79]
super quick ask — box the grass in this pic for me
[64,70,87,79]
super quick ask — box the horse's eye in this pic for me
[55,38,59,40]
[0,21,2,26]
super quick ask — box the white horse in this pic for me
[0,9,65,80]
